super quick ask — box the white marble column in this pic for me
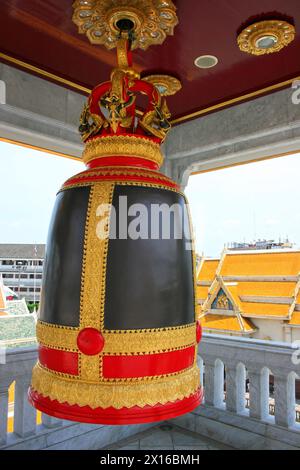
[248,368,269,420]
[14,376,37,437]
[274,372,295,428]
[203,361,215,406]
[236,363,246,414]
[225,365,237,413]
[214,359,224,408]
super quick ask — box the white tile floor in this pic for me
[105,424,233,450]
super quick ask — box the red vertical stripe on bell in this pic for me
[103,346,195,379]
[38,345,79,376]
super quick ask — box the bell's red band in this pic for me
[102,346,195,379]
[38,344,195,378]
[86,156,159,170]
[38,345,79,376]
[63,173,179,190]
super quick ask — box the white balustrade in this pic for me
[194,333,300,448]
[1,336,300,449]
[0,346,39,446]
[0,346,154,449]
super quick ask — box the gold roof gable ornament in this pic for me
[237,20,295,56]
[72,0,178,50]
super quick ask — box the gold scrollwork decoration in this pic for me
[36,320,196,355]
[31,363,200,409]
[60,180,180,194]
[81,135,163,166]
[79,182,115,331]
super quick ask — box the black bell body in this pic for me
[29,135,202,424]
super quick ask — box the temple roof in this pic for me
[197,249,300,334]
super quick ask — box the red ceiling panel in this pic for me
[0,0,300,123]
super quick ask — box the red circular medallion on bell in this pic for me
[196,321,202,343]
[77,328,105,355]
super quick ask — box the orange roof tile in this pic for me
[225,283,243,310]
[241,302,290,317]
[200,314,255,333]
[220,251,300,277]
[237,281,296,297]
[288,312,300,325]
[198,259,219,282]
[196,286,209,300]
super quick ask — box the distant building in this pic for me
[228,238,294,251]
[197,249,300,342]
[0,244,45,303]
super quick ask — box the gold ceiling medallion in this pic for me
[72,0,178,50]
[237,20,295,56]
[143,74,182,96]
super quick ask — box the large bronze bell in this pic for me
[28,36,202,425]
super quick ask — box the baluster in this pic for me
[0,380,11,446]
[248,367,269,421]
[14,376,37,438]
[203,361,215,406]
[214,359,224,408]
[225,365,238,413]
[236,364,246,414]
[274,371,295,428]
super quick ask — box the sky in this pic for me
[185,153,300,257]
[0,140,300,258]
[0,141,84,245]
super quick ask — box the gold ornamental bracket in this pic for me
[237,20,295,56]
[72,0,178,50]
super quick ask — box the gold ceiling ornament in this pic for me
[237,20,295,56]
[143,74,182,96]
[72,0,178,50]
